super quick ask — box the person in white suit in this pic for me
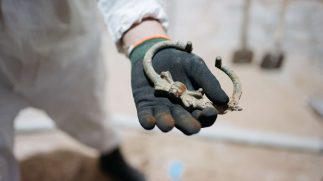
[0,0,229,180]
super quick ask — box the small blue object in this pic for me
[168,160,185,181]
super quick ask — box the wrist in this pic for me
[122,19,167,48]
[122,19,169,61]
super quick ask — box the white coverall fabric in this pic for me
[0,0,120,152]
[0,71,27,181]
[97,0,169,52]
[0,0,169,180]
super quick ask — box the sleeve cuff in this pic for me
[97,0,169,53]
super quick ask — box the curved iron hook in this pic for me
[143,41,242,113]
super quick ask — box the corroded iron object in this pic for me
[143,41,242,113]
[215,57,243,111]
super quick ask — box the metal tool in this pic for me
[143,41,242,114]
[232,0,254,64]
[261,0,289,69]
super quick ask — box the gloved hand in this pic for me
[130,38,229,135]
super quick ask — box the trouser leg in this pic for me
[0,147,19,181]
[0,74,27,181]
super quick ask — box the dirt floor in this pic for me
[13,0,323,181]
[15,129,323,181]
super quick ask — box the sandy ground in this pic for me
[13,0,323,181]
[15,129,323,181]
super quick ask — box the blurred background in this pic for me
[15,0,323,180]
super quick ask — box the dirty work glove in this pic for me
[130,38,229,135]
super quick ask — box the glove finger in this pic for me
[189,57,229,106]
[138,108,156,130]
[171,106,201,135]
[191,107,218,128]
[154,106,175,132]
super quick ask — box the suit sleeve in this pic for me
[97,0,169,52]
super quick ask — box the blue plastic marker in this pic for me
[168,160,185,181]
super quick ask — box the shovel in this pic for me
[261,0,289,69]
[233,0,253,64]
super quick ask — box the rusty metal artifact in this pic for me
[143,41,242,114]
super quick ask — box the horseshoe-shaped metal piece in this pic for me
[143,41,242,114]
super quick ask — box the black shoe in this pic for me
[99,147,145,181]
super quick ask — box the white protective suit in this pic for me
[0,0,168,180]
